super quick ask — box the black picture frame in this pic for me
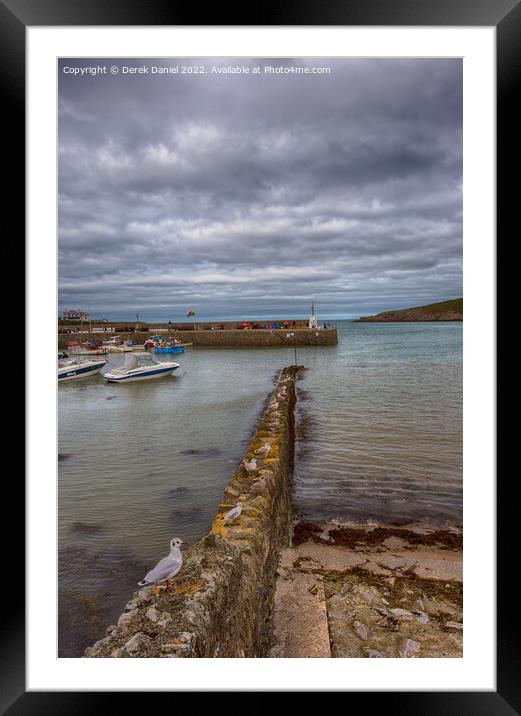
[10,0,508,710]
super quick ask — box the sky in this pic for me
[58,58,462,321]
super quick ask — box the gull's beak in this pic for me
[181,540,189,546]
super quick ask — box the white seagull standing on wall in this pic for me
[224,503,243,521]
[138,537,188,590]
[243,458,257,474]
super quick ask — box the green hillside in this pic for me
[358,298,463,322]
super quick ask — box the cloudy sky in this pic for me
[58,58,462,321]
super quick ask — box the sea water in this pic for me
[58,320,462,655]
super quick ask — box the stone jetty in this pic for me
[59,327,337,350]
[85,366,299,658]
[84,364,462,659]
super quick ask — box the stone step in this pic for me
[269,566,331,658]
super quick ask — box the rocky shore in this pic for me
[269,521,462,658]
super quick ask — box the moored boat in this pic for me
[101,337,134,352]
[58,357,107,382]
[67,340,108,356]
[154,343,185,354]
[104,353,180,383]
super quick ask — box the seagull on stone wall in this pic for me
[243,458,257,473]
[224,503,243,521]
[138,537,188,590]
[254,443,271,457]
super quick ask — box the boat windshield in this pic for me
[122,354,139,370]
[133,353,157,365]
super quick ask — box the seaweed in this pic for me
[292,521,462,551]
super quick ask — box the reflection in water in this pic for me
[58,322,462,655]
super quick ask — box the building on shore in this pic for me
[62,309,90,321]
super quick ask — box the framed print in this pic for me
[10,0,511,709]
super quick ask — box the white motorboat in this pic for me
[104,353,180,383]
[58,357,107,382]
[101,337,134,353]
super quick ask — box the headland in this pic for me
[357,298,462,322]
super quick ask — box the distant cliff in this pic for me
[357,298,463,322]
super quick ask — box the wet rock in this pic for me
[398,638,421,658]
[422,596,457,618]
[124,632,151,655]
[146,605,172,625]
[224,487,240,498]
[178,632,194,643]
[172,506,203,520]
[353,620,368,641]
[356,586,378,605]
[389,608,414,619]
[374,606,390,617]
[167,486,193,498]
[179,447,222,457]
[84,636,111,657]
[70,522,106,536]
[117,610,137,630]
[202,533,219,548]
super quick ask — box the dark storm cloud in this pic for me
[58,58,462,319]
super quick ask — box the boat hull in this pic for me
[58,360,107,382]
[104,364,179,383]
[154,346,185,354]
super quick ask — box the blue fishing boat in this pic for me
[153,340,185,354]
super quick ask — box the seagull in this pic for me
[137,537,188,590]
[224,503,242,521]
[254,443,271,457]
[243,458,257,473]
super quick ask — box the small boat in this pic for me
[67,340,108,356]
[144,336,164,350]
[104,353,180,383]
[106,345,134,353]
[58,357,107,382]
[101,337,134,353]
[154,341,185,354]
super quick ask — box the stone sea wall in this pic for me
[58,328,337,349]
[85,366,298,658]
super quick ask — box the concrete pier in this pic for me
[58,328,337,350]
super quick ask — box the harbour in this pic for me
[58,319,462,657]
